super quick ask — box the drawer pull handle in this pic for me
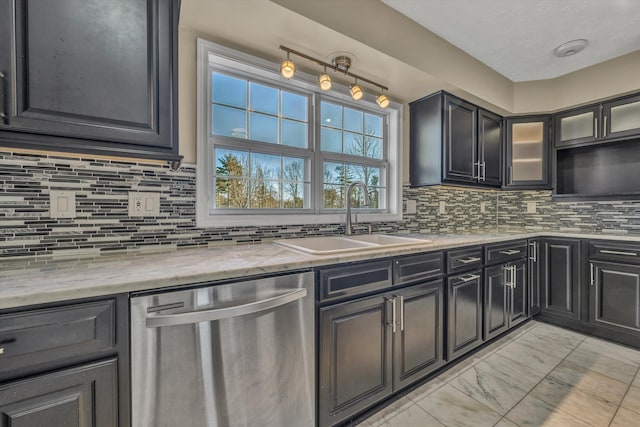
[599,249,637,256]
[529,241,537,262]
[458,257,481,264]
[499,249,521,255]
[0,348,4,355]
[460,274,480,283]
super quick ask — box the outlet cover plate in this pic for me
[438,201,446,214]
[406,199,417,214]
[526,201,537,214]
[49,190,76,219]
[128,192,160,217]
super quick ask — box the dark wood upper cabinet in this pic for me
[409,91,502,188]
[504,115,551,189]
[0,0,181,162]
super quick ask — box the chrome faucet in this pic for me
[345,181,371,236]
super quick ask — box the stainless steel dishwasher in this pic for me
[130,271,315,427]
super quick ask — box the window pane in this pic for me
[212,73,246,108]
[249,112,278,144]
[215,148,249,177]
[323,184,344,208]
[250,180,281,208]
[216,178,249,208]
[323,161,344,185]
[212,105,246,138]
[347,164,366,183]
[250,153,281,179]
[282,91,307,121]
[368,187,381,209]
[364,113,383,137]
[366,137,383,159]
[366,166,381,187]
[344,132,365,156]
[249,82,278,115]
[283,157,305,182]
[282,119,307,148]
[321,102,342,128]
[321,127,342,153]
[344,108,363,133]
[283,185,305,208]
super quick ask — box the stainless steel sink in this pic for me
[274,235,430,255]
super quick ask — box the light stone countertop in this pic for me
[1,230,640,310]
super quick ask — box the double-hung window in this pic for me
[196,39,403,227]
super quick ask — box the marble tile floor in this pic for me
[359,321,640,427]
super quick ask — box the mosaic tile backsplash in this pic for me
[2,150,640,257]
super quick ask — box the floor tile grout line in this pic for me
[607,364,640,426]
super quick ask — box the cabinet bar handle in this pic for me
[600,249,637,256]
[460,274,480,283]
[595,117,598,139]
[512,265,517,288]
[473,162,480,179]
[499,249,521,255]
[458,256,481,264]
[590,263,594,286]
[503,265,512,288]
[481,162,486,181]
[603,116,607,138]
[389,297,397,333]
[399,295,405,331]
[0,348,4,355]
[529,241,537,262]
[0,71,7,125]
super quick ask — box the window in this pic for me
[196,39,403,226]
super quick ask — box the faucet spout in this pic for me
[345,181,371,236]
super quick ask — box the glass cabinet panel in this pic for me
[609,100,640,134]
[560,111,594,142]
[511,122,543,182]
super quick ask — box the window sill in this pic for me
[196,212,403,228]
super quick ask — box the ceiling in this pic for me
[382,0,640,82]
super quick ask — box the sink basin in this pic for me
[274,235,430,255]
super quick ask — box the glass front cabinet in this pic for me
[504,116,551,189]
[555,94,640,147]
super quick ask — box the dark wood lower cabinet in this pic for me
[0,358,117,427]
[484,260,528,341]
[447,270,484,361]
[589,261,640,335]
[540,238,582,320]
[393,280,445,390]
[319,295,392,427]
[510,260,528,327]
[529,239,541,316]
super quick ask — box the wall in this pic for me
[4,149,639,258]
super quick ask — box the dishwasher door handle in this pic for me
[146,288,307,328]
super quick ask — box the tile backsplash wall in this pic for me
[2,150,640,257]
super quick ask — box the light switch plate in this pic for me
[49,190,76,219]
[526,201,537,214]
[406,199,417,214]
[128,192,160,217]
[438,201,446,214]
[480,201,488,213]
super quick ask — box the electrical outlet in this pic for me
[438,201,446,214]
[526,201,537,214]
[128,192,160,217]
[480,201,488,213]
[49,190,76,219]
[406,199,417,214]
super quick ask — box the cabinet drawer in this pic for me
[485,240,528,265]
[589,241,640,264]
[447,247,483,274]
[0,300,115,376]
[318,260,393,302]
[394,252,444,286]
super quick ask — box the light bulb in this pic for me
[281,59,295,79]
[376,94,390,108]
[318,73,332,91]
[350,84,363,101]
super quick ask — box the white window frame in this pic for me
[196,38,403,227]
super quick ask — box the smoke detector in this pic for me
[553,39,588,57]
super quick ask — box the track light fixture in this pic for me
[279,45,390,108]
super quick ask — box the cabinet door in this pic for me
[393,280,445,390]
[0,0,180,160]
[484,264,509,340]
[554,105,601,147]
[509,259,528,328]
[603,95,640,141]
[319,295,392,427]
[477,109,502,187]
[0,359,117,427]
[529,240,541,316]
[447,270,483,361]
[541,239,582,320]
[504,116,550,188]
[443,95,477,184]
[589,261,640,335]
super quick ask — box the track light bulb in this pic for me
[376,93,390,108]
[281,58,295,79]
[318,73,332,91]
[350,83,363,101]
